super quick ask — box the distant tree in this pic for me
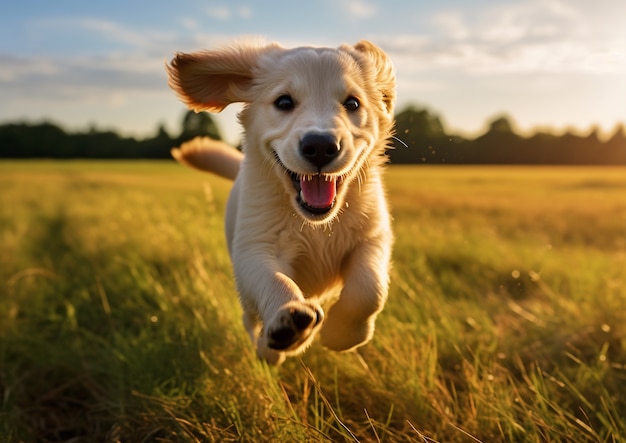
[608,123,626,142]
[395,107,445,142]
[155,123,170,141]
[0,122,68,158]
[486,115,516,134]
[471,115,524,164]
[585,126,601,144]
[178,110,222,143]
[606,124,626,164]
[137,123,175,159]
[390,106,451,163]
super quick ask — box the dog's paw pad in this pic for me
[267,306,323,350]
[291,308,316,330]
[268,326,296,350]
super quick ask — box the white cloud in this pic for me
[477,0,583,44]
[29,16,178,57]
[0,55,60,81]
[78,18,151,47]
[206,5,253,21]
[379,0,626,76]
[345,0,377,19]
[206,6,231,21]
[238,6,253,19]
[432,11,469,41]
[180,17,199,30]
[0,52,166,105]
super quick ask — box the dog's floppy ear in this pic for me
[166,42,281,112]
[351,40,396,114]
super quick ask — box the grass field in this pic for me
[1,160,625,442]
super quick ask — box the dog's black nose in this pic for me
[300,133,339,169]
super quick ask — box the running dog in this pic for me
[166,40,395,365]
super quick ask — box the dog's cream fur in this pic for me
[166,40,395,365]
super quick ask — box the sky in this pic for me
[1,0,625,144]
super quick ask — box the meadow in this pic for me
[1,160,625,442]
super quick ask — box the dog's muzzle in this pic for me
[294,133,340,214]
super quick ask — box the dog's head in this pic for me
[167,40,396,225]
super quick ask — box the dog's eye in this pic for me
[343,96,360,112]
[274,95,295,111]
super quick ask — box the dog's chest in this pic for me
[275,225,353,298]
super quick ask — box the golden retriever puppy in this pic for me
[166,40,395,365]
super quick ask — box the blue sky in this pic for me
[1,0,624,143]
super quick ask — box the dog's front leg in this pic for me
[319,237,391,352]
[234,255,324,364]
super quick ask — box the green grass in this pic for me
[1,160,625,442]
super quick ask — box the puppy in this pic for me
[166,40,395,365]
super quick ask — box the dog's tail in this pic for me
[171,136,243,181]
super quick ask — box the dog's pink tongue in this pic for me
[300,175,336,208]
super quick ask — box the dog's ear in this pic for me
[166,42,281,112]
[351,41,396,115]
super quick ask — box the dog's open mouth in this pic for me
[290,171,338,215]
[274,152,345,217]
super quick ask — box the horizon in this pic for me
[1,0,625,145]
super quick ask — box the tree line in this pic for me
[1,107,625,165]
[0,111,220,160]
[391,107,626,165]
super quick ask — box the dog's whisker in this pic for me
[391,135,409,148]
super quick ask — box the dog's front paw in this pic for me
[266,302,324,351]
